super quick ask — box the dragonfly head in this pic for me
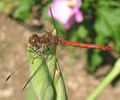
[29,34,39,47]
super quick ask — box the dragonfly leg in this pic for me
[30,46,50,64]
[28,46,34,49]
[27,50,35,53]
[22,63,42,91]
[31,55,41,64]
[32,57,36,64]
[46,47,50,51]
[27,46,36,53]
[31,49,49,64]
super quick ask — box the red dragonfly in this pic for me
[29,7,114,51]
[5,7,114,90]
[5,29,114,92]
[29,32,114,52]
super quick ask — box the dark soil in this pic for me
[0,12,120,100]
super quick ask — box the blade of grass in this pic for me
[87,58,120,100]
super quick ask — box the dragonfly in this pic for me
[5,6,114,87]
[28,7,114,51]
[29,32,114,52]
[5,6,114,100]
[24,6,115,91]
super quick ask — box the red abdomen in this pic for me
[60,39,114,50]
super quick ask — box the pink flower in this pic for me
[48,0,83,29]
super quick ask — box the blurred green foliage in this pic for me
[0,0,49,20]
[85,0,120,73]
[0,0,20,13]
[13,0,32,20]
[68,0,120,73]
[0,0,119,73]
[63,0,120,73]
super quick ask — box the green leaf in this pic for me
[94,7,120,52]
[54,62,67,100]
[88,35,106,73]
[26,83,36,100]
[89,53,103,73]
[27,30,67,100]
[27,45,55,100]
[42,3,51,20]
[76,25,88,40]
[0,1,5,10]
[0,0,19,13]
[13,0,32,20]
[88,3,120,73]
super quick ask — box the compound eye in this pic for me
[30,37,35,43]
[29,34,39,46]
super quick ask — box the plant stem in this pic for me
[87,58,120,100]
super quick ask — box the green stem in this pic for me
[87,58,120,100]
